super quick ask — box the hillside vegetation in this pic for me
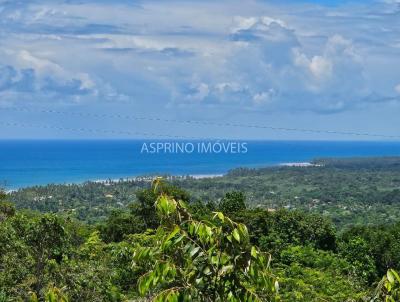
[1,157,400,301]
[9,157,400,227]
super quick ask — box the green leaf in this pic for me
[389,269,400,283]
[232,229,240,242]
[388,270,395,284]
[251,246,257,258]
[237,224,249,241]
[174,234,185,245]
[138,273,152,295]
[203,266,211,275]
[219,265,234,275]
[213,211,225,222]
[189,246,201,258]
[29,293,39,302]
[164,225,180,245]
[178,199,188,209]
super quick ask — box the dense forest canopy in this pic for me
[1,157,400,301]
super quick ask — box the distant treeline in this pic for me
[7,156,400,228]
[313,156,400,170]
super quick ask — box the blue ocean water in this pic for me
[1,140,400,189]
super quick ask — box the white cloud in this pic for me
[186,83,209,102]
[395,83,400,94]
[0,0,399,115]
[253,89,275,105]
[292,34,365,103]
[309,56,333,79]
[231,16,287,34]
[215,82,243,94]
[294,50,333,81]
[16,50,95,92]
[18,50,66,79]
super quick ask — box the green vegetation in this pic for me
[8,157,400,228]
[133,179,278,301]
[373,269,400,301]
[1,157,400,301]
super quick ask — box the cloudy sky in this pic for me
[0,0,399,140]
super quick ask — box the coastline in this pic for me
[5,173,226,191]
[92,173,224,184]
[88,162,320,185]
[279,162,323,167]
[4,160,327,191]
[0,160,361,191]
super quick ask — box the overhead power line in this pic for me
[1,107,399,139]
[0,122,202,140]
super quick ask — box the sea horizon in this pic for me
[1,139,400,190]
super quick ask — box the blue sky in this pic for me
[0,0,399,140]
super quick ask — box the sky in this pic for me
[0,0,400,140]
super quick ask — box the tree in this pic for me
[98,209,145,243]
[372,269,400,301]
[340,224,400,278]
[0,201,15,222]
[338,236,377,284]
[133,179,279,301]
[0,189,15,222]
[26,215,71,296]
[276,245,367,301]
[29,286,69,302]
[234,209,337,256]
[0,189,6,201]
[219,191,246,215]
[0,219,30,300]
[133,183,190,229]
[53,231,123,301]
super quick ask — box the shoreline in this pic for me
[0,159,358,192]
[3,161,329,192]
[92,173,224,184]
[279,162,323,167]
[5,173,226,192]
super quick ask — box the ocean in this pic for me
[1,140,400,189]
